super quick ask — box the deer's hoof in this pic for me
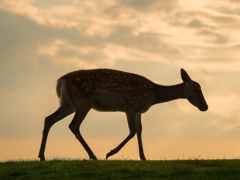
[106,150,115,159]
[90,156,98,160]
[39,156,45,161]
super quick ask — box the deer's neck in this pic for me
[152,83,186,105]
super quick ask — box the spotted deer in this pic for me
[38,68,208,161]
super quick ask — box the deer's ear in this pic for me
[181,68,192,83]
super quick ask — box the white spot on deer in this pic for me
[76,78,80,81]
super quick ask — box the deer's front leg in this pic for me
[106,112,136,159]
[136,114,146,160]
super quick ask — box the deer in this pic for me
[38,68,208,161]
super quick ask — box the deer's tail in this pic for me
[56,77,66,99]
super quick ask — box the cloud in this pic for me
[115,0,180,12]
[1,0,239,68]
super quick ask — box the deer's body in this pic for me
[39,68,208,161]
[59,69,155,113]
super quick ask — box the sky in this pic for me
[1,0,240,161]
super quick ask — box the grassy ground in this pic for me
[1,159,240,180]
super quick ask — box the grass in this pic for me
[1,159,240,180]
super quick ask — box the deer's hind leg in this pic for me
[69,102,97,160]
[38,103,74,161]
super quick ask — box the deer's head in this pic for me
[181,68,208,111]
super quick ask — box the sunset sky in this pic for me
[1,0,240,161]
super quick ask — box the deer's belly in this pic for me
[92,94,126,112]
